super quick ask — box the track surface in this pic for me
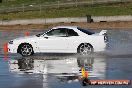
[0,29,132,88]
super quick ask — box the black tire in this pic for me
[18,43,34,56]
[77,43,93,55]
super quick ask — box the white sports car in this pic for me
[8,26,108,56]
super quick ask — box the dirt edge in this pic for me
[0,21,132,31]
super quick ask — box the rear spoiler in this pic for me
[99,30,107,35]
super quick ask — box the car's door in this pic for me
[66,29,80,51]
[38,28,68,52]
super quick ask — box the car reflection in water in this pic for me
[8,56,106,86]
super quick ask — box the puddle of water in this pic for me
[1,55,132,88]
[8,56,106,79]
[0,56,107,88]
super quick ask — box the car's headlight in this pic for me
[9,40,13,44]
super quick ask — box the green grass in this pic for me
[0,2,132,20]
[0,0,65,6]
[0,0,91,7]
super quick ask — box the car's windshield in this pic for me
[77,27,95,35]
[36,30,49,37]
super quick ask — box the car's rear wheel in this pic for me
[18,43,34,56]
[77,43,93,55]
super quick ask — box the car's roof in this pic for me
[52,26,78,29]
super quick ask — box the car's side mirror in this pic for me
[43,34,49,39]
[44,36,48,39]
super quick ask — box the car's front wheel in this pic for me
[18,43,34,56]
[77,43,93,55]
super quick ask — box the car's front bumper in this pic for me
[8,44,18,53]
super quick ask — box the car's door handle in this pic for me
[44,37,48,39]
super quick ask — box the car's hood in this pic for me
[12,35,37,42]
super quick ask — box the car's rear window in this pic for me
[77,27,95,35]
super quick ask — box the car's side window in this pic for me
[67,29,79,36]
[46,28,67,37]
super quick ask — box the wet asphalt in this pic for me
[0,29,132,88]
